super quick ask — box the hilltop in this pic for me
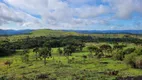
[0,29,80,41]
[30,29,80,37]
[1,29,142,36]
[0,29,142,41]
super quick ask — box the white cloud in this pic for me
[65,0,95,5]
[0,3,23,24]
[76,5,109,18]
[103,0,142,19]
[0,2,42,29]
[1,0,142,30]
[4,0,48,14]
[3,0,110,29]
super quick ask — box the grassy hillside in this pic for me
[30,29,79,37]
[0,43,142,80]
[0,29,142,79]
[0,29,141,42]
[0,29,80,41]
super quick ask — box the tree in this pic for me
[124,53,137,68]
[39,47,52,65]
[33,47,39,60]
[57,48,63,56]
[76,41,85,51]
[113,50,124,60]
[124,47,142,68]
[113,44,126,50]
[82,55,87,63]
[21,49,29,63]
[135,56,142,69]
[87,46,98,58]
[63,45,73,63]
[96,49,103,58]
[63,45,74,56]
[100,44,112,53]
[123,48,135,55]
[0,47,11,57]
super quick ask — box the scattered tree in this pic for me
[39,47,52,65]
[33,47,39,60]
[57,48,63,56]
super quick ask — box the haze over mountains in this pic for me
[64,30,142,34]
[0,29,33,35]
[0,29,142,35]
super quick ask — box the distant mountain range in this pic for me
[0,29,33,35]
[63,30,142,34]
[0,29,142,35]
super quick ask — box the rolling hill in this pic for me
[30,29,79,37]
[1,29,142,36]
[0,29,80,41]
[0,29,142,41]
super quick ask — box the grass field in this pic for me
[0,30,142,80]
[0,42,142,80]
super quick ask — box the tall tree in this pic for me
[87,46,98,58]
[33,47,39,60]
[63,45,74,63]
[39,47,52,65]
[57,48,63,56]
[21,49,29,63]
[100,44,112,56]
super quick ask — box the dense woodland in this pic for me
[1,35,142,50]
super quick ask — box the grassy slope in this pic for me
[0,43,142,80]
[1,29,80,41]
[31,29,79,37]
[0,29,141,41]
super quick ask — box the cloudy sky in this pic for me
[0,0,142,30]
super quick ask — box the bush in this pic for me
[0,48,14,57]
[113,50,124,60]
[124,47,142,69]
[21,54,29,63]
[135,56,142,69]
[123,48,135,55]
[134,47,142,56]
[4,60,12,66]
[124,53,136,68]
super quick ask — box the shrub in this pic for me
[123,48,135,55]
[21,54,29,63]
[134,47,142,56]
[124,47,142,69]
[113,50,124,60]
[124,53,136,68]
[96,53,104,59]
[4,60,12,67]
[135,56,142,69]
[36,73,49,79]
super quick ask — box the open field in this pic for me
[1,0,142,79]
[0,30,142,80]
[0,41,142,80]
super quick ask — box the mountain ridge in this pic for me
[0,29,142,35]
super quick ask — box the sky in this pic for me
[0,0,142,30]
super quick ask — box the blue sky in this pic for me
[0,0,142,30]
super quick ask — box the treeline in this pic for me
[0,40,15,57]
[1,36,142,49]
[0,35,142,57]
